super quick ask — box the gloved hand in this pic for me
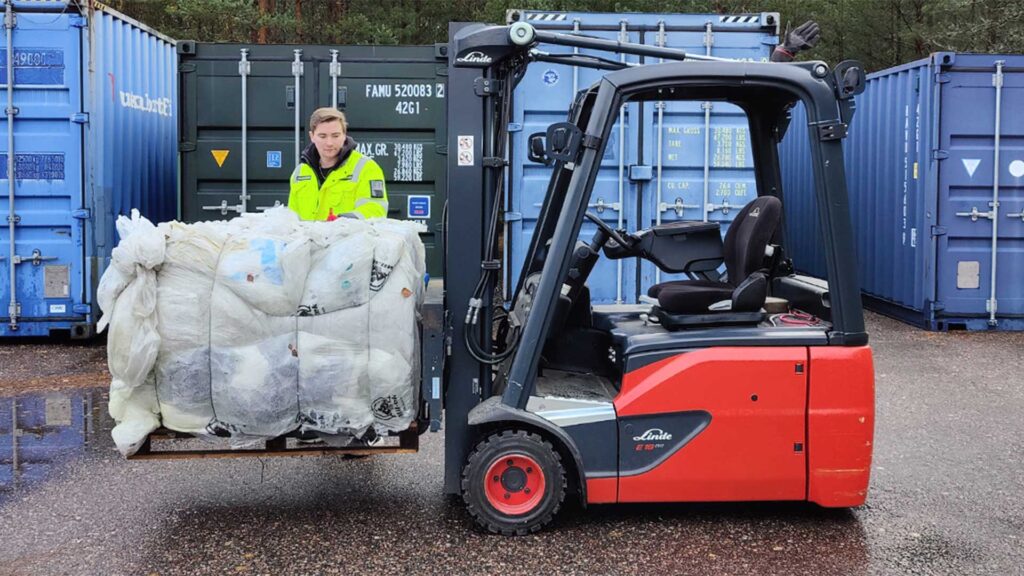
[771,20,821,62]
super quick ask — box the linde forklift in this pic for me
[130,18,874,537]
[439,20,875,535]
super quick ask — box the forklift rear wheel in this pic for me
[461,430,566,535]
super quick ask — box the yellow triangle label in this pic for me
[211,149,230,168]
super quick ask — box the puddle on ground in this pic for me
[0,388,114,505]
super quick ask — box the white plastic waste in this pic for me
[97,207,426,456]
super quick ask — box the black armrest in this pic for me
[638,221,724,273]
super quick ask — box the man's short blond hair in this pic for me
[308,107,348,132]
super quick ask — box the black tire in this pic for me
[461,429,566,535]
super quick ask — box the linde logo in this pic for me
[456,51,492,65]
[119,90,172,117]
[633,428,672,442]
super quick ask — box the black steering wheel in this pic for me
[584,211,631,248]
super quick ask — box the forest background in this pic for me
[107,0,1024,72]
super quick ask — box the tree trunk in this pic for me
[330,0,347,21]
[257,0,273,44]
[295,0,303,43]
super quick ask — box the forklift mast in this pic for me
[442,21,867,496]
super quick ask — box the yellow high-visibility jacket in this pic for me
[288,142,388,220]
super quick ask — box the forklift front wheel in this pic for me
[461,429,566,535]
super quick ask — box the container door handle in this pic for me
[659,197,700,217]
[587,197,621,214]
[1007,210,1024,222]
[203,200,243,216]
[12,249,57,266]
[955,204,995,222]
[706,199,733,216]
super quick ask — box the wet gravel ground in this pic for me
[0,335,107,395]
[0,312,1022,575]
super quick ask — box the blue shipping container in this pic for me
[506,10,777,303]
[780,53,1024,330]
[0,1,177,337]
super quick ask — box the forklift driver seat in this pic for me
[648,195,782,314]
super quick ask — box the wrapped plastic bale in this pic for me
[153,221,226,434]
[367,221,427,433]
[96,211,166,456]
[296,227,376,435]
[208,228,310,441]
[97,208,426,457]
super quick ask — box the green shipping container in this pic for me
[177,42,448,277]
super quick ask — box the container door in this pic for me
[320,52,447,278]
[509,18,640,304]
[639,19,772,297]
[179,45,447,279]
[179,49,311,222]
[0,12,85,336]
[937,58,1024,324]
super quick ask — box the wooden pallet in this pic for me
[127,423,419,460]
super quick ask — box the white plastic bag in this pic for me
[97,210,166,456]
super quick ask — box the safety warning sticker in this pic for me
[211,149,230,168]
[457,135,474,167]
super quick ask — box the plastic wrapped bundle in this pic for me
[97,208,426,456]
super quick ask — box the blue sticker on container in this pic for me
[0,153,65,180]
[542,69,559,86]
[407,195,431,219]
[266,150,282,169]
[0,49,64,86]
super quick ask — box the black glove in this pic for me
[771,20,821,62]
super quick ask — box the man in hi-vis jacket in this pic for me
[288,107,388,220]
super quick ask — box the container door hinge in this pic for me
[482,157,505,168]
[71,209,91,220]
[935,73,951,84]
[72,303,91,315]
[930,225,947,237]
[435,144,447,155]
[931,149,949,160]
[179,141,197,152]
[70,113,89,124]
[507,122,523,133]
[474,77,505,96]
[816,120,847,141]
[928,300,945,312]
[504,211,523,222]
[179,63,197,74]
[69,15,87,28]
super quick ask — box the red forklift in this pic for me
[131,19,874,537]
[441,21,874,535]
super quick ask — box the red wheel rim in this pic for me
[483,453,546,516]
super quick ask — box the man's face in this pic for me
[310,119,345,161]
